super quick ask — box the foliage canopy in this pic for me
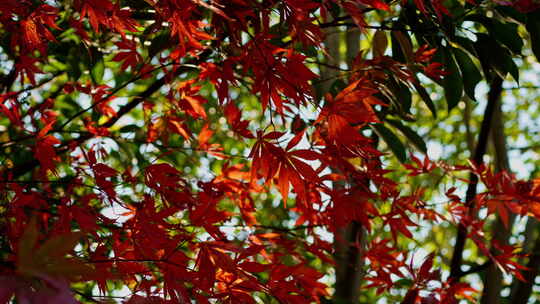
[1,0,540,303]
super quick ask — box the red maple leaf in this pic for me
[34,120,61,175]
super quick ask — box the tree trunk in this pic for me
[510,234,540,304]
[480,93,514,304]
[319,28,341,96]
[326,25,366,303]
[510,215,540,302]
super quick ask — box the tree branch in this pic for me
[57,61,177,131]
[10,50,212,178]
[457,261,492,277]
[319,21,405,31]
[510,233,540,304]
[449,75,504,280]
[481,88,513,304]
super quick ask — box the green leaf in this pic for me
[413,81,437,118]
[119,124,141,133]
[453,36,477,56]
[67,46,83,80]
[465,14,523,55]
[442,49,463,111]
[393,278,415,288]
[452,48,481,101]
[474,33,512,80]
[148,30,171,59]
[117,141,136,164]
[57,95,83,116]
[329,79,347,96]
[386,76,412,117]
[505,56,520,84]
[371,124,407,163]
[386,119,427,153]
[526,14,540,63]
[397,82,413,116]
[496,5,526,23]
[91,56,105,84]
[491,20,523,55]
[302,45,318,58]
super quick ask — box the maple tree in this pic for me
[1,0,540,303]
